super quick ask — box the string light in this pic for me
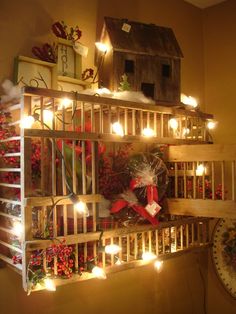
[43,109,53,127]
[142,127,155,137]
[182,127,190,136]
[44,278,56,291]
[169,118,178,130]
[12,221,23,237]
[112,122,124,137]
[207,120,217,130]
[92,266,107,279]
[74,201,89,216]
[115,258,123,265]
[142,252,157,261]
[105,244,121,255]
[20,116,35,129]
[95,42,108,53]
[59,98,72,110]
[196,164,206,176]
[154,260,164,273]
[181,93,198,108]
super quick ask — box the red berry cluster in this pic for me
[29,240,74,279]
[12,254,22,264]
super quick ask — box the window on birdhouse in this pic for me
[141,83,155,99]
[125,60,135,74]
[162,64,171,78]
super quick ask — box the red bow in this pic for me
[110,200,159,226]
[130,178,159,204]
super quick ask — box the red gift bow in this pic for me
[130,178,159,204]
[110,199,159,226]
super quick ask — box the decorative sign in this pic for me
[122,23,131,33]
[57,76,90,93]
[212,218,236,299]
[14,56,57,89]
[73,42,88,58]
[57,38,82,79]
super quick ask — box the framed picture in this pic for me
[57,75,90,93]
[57,38,82,79]
[14,55,57,89]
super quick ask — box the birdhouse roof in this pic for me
[103,17,183,58]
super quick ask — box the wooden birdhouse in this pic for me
[98,17,183,104]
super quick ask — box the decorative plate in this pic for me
[212,218,236,298]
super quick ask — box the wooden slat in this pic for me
[202,162,205,199]
[0,253,22,272]
[23,86,213,119]
[1,153,21,157]
[20,95,33,291]
[25,194,101,206]
[25,217,209,251]
[174,163,178,198]
[0,211,21,221]
[0,168,21,172]
[0,225,22,236]
[168,144,236,162]
[183,163,187,198]
[24,128,207,145]
[0,198,21,205]
[0,183,21,188]
[193,162,196,199]
[162,229,165,254]
[167,198,236,218]
[132,109,136,135]
[0,136,20,143]
[0,239,22,253]
[211,161,215,200]
[126,235,130,262]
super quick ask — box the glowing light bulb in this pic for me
[182,128,190,136]
[43,110,53,127]
[59,98,72,109]
[169,118,178,130]
[142,252,157,261]
[74,201,89,216]
[95,42,108,53]
[154,260,164,273]
[20,116,35,129]
[115,258,123,265]
[12,221,23,237]
[92,266,107,279]
[44,278,56,291]
[181,93,198,108]
[105,244,121,255]
[196,164,206,176]
[207,120,217,130]
[142,128,155,137]
[112,122,124,136]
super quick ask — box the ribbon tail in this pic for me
[153,186,158,203]
[133,205,159,226]
[147,185,159,203]
[110,200,128,213]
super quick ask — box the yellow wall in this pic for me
[0,0,97,88]
[0,252,208,314]
[204,0,236,143]
[204,1,236,312]
[0,0,235,313]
